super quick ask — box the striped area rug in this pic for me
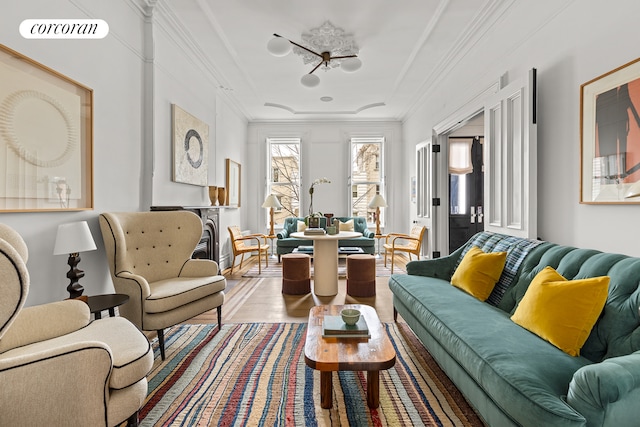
[140,322,484,426]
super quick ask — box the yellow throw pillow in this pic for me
[339,219,354,232]
[297,220,307,232]
[451,246,507,301]
[510,266,609,357]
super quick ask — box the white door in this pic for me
[415,140,434,257]
[484,69,538,239]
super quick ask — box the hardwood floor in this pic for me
[189,253,410,325]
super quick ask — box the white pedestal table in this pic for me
[290,231,361,296]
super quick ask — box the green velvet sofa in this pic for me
[276,216,375,260]
[389,231,640,427]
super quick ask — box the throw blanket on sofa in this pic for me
[454,231,544,306]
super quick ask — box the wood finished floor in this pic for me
[188,254,410,325]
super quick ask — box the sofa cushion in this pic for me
[511,266,609,357]
[389,275,590,426]
[339,219,354,231]
[451,246,507,301]
[296,220,307,232]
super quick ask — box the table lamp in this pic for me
[53,220,97,298]
[368,194,387,236]
[262,194,283,236]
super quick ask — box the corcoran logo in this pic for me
[20,19,109,39]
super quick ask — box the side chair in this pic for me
[228,225,269,274]
[99,211,226,360]
[0,223,153,427]
[383,225,427,273]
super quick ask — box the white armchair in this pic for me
[99,211,226,360]
[0,223,153,427]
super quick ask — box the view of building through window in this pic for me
[266,137,384,228]
[267,138,300,225]
[350,137,384,224]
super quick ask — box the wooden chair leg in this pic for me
[239,253,245,270]
[217,306,222,329]
[230,254,236,275]
[391,251,395,274]
[257,250,262,273]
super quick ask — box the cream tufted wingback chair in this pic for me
[0,223,153,427]
[99,211,226,360]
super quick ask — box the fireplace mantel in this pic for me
[150,206,220,264]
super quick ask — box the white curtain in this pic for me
[448,138,473,174]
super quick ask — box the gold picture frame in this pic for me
[225,158,241,207]
[0,44,93,211]
[580,56,640,204]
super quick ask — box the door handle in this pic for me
[477,206,483,224]
[470,206,476,223]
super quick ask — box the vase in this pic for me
[217,187,226,206]
[208,186,218,205]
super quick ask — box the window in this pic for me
[267,138,301,225]
[349,137,384,224]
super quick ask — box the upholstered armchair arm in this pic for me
[114,270,151,299]
[0,341,113,426]
[180,258,220,276]
[405,254,460,280]
[277,229,289,239]
[567,352,640,426]
[0,300,90,353]
[362,229,375,238]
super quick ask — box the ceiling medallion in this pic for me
[267,21,362,88]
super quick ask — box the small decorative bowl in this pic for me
[341,308,361,326]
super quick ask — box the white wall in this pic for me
[0,0,247,305]
[403,0,640,257]
[246,121,404,236]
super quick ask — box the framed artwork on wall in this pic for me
[172,104,208,186]
[0,44,93,211]
[225,158,241,207]
[581,56,640,204]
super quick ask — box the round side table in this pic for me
[86,294,129,319]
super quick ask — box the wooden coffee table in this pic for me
[304,304,396,409]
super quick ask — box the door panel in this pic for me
[484,69,537,239]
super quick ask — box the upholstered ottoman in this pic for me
[346,254,376,297]
[282,253,311,295]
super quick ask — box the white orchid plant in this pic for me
[308,177,331,217]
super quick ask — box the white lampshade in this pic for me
[262,194,283,209]
[267,37,291,57]
[625,181,640,199]
[368,194,387,208]
[53,221,97,255]
[341,57,362,73]
[301,73,320,87]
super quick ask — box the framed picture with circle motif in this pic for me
[172,104,208,186]
[0,44,93,211]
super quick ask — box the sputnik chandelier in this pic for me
[267,21,362,87]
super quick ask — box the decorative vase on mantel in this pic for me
[217,187,226,206]
[208,186,218,206]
